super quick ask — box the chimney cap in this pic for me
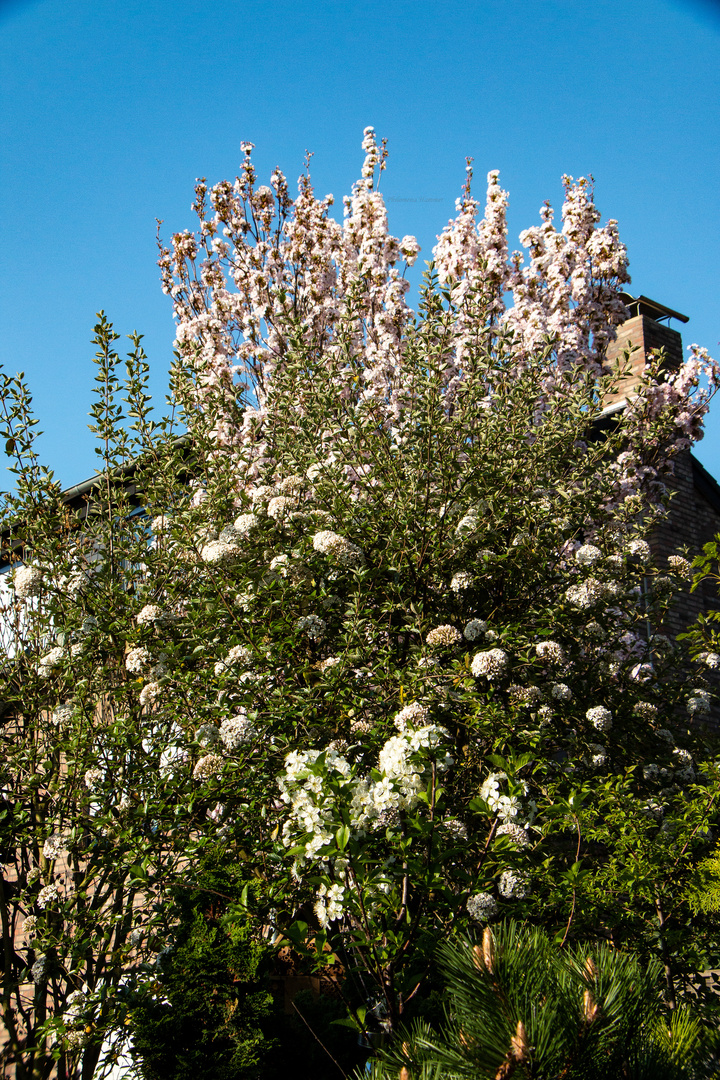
[619,292,689,325]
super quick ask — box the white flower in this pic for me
[233,511,258,536]
[565,578,608,608]
[451,571,473,593]
[426,625,461,647]
[498,870,528,899]
[455,508,480,538]
[38,647,63,675]
[295,614,326,640]
[576,544,602,566]
[463,619,487,641]
[36,883,60,909]
[193,753,223,780]
[312,530,364,568]
[667,555,693,580]
[551,683,572,701]
[633,701,658,720]
[394,702,430,732]
[496,822,531,846]
[22,915,39,942]
[587,744,607,768]
[214,644,253,676]
[535,641,564,664]
[219,713,256,750]
[125,647,152,674]
[201,539,241,564]
[317,656,341,673]
[466,892,498,922]
[700,652,720,669]
[586,706,613,732]
[12,564,43,599]
[139,682,162,707]
[626,539,651,563]
[84,767,103,790]
[267,496,297,520]
[196,723,220,747]
[687,689,711,716]
[51,703,73,726]
[471,649,508,679]
[136,604,164,626]
[42,833,68,860]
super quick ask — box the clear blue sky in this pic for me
[1,0,719,489]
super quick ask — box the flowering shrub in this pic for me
[1,129,720,1072]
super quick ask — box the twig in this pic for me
[291,998,349,1079]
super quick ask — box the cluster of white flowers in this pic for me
[535,641,564,664]
[455,508,480,538]
[42,833,68,860]
[38,646,64,676]
[626,539,651,563]
[12,564,43,599]
[36,883,60,909]
[698,652,720,669]
[201,538,241,564]
[193,753,223,780]
[51,703,73,726]
[498,869,528,899]
[394,702,430,731]
[587,743,607,768]
[22,914,39,943]
[84,767,103,790]
[295,614,326,639]
[576,544,602,566]
[586,706,613,732]
[136,604,165,626]
[466,892,498,922]
[565,578,613,608]
[219,713,256,750]
[125,646,152,674]
[233,511,258,536]
[196,723,220,746]
[496,822,531,846]
[687,689,711,716]
[479,772,530,824]
[267,495,297,520]
[426,624,461,647]
[471,648,508,679]
[463,618,487,641]
[312,530,364,568]
[314,882,346,928]
[667,555,693,580]
[633,701,658,721]
[509,684,543,706]
[317,656,341,673]
[139,681,162,707]
[214,644,253,676]
[451,571,473,593]
[550,682,572,701]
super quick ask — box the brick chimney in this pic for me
[604,293,688,408]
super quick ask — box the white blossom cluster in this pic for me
[267,496,297,520]
[450,571,473,593]
[394,702,430,731]
[136,604,165,626]
[479,772,531,825]
[314,882,346,928]
[688,689,711,716]
[12,564,43,599]
[586,706,613,732]
[626,539,651,563]
[535,641,564,664]
[463,618,487,641]
[126,647,152,674]
[233,511,258,536]
[219,713,256,749]
[471,648,508,680]
[36,883,60,909]
[498,870,528,899]
[466,892,498,922]
[295,614,326,640]
[42,833,68,860]
[312,530,364,568]
[139,682,162,707]
[426,624,461,647]
[84,767,103,790]
[667,555,693,580]
[565,578,617,608]
[193,753,223,780]
[576,544,602,566]
[214,644,253,676]
[201,538,241,564]
[38,647,64,676]
[633,701,658,721]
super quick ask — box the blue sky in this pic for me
[1,0,719,489]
